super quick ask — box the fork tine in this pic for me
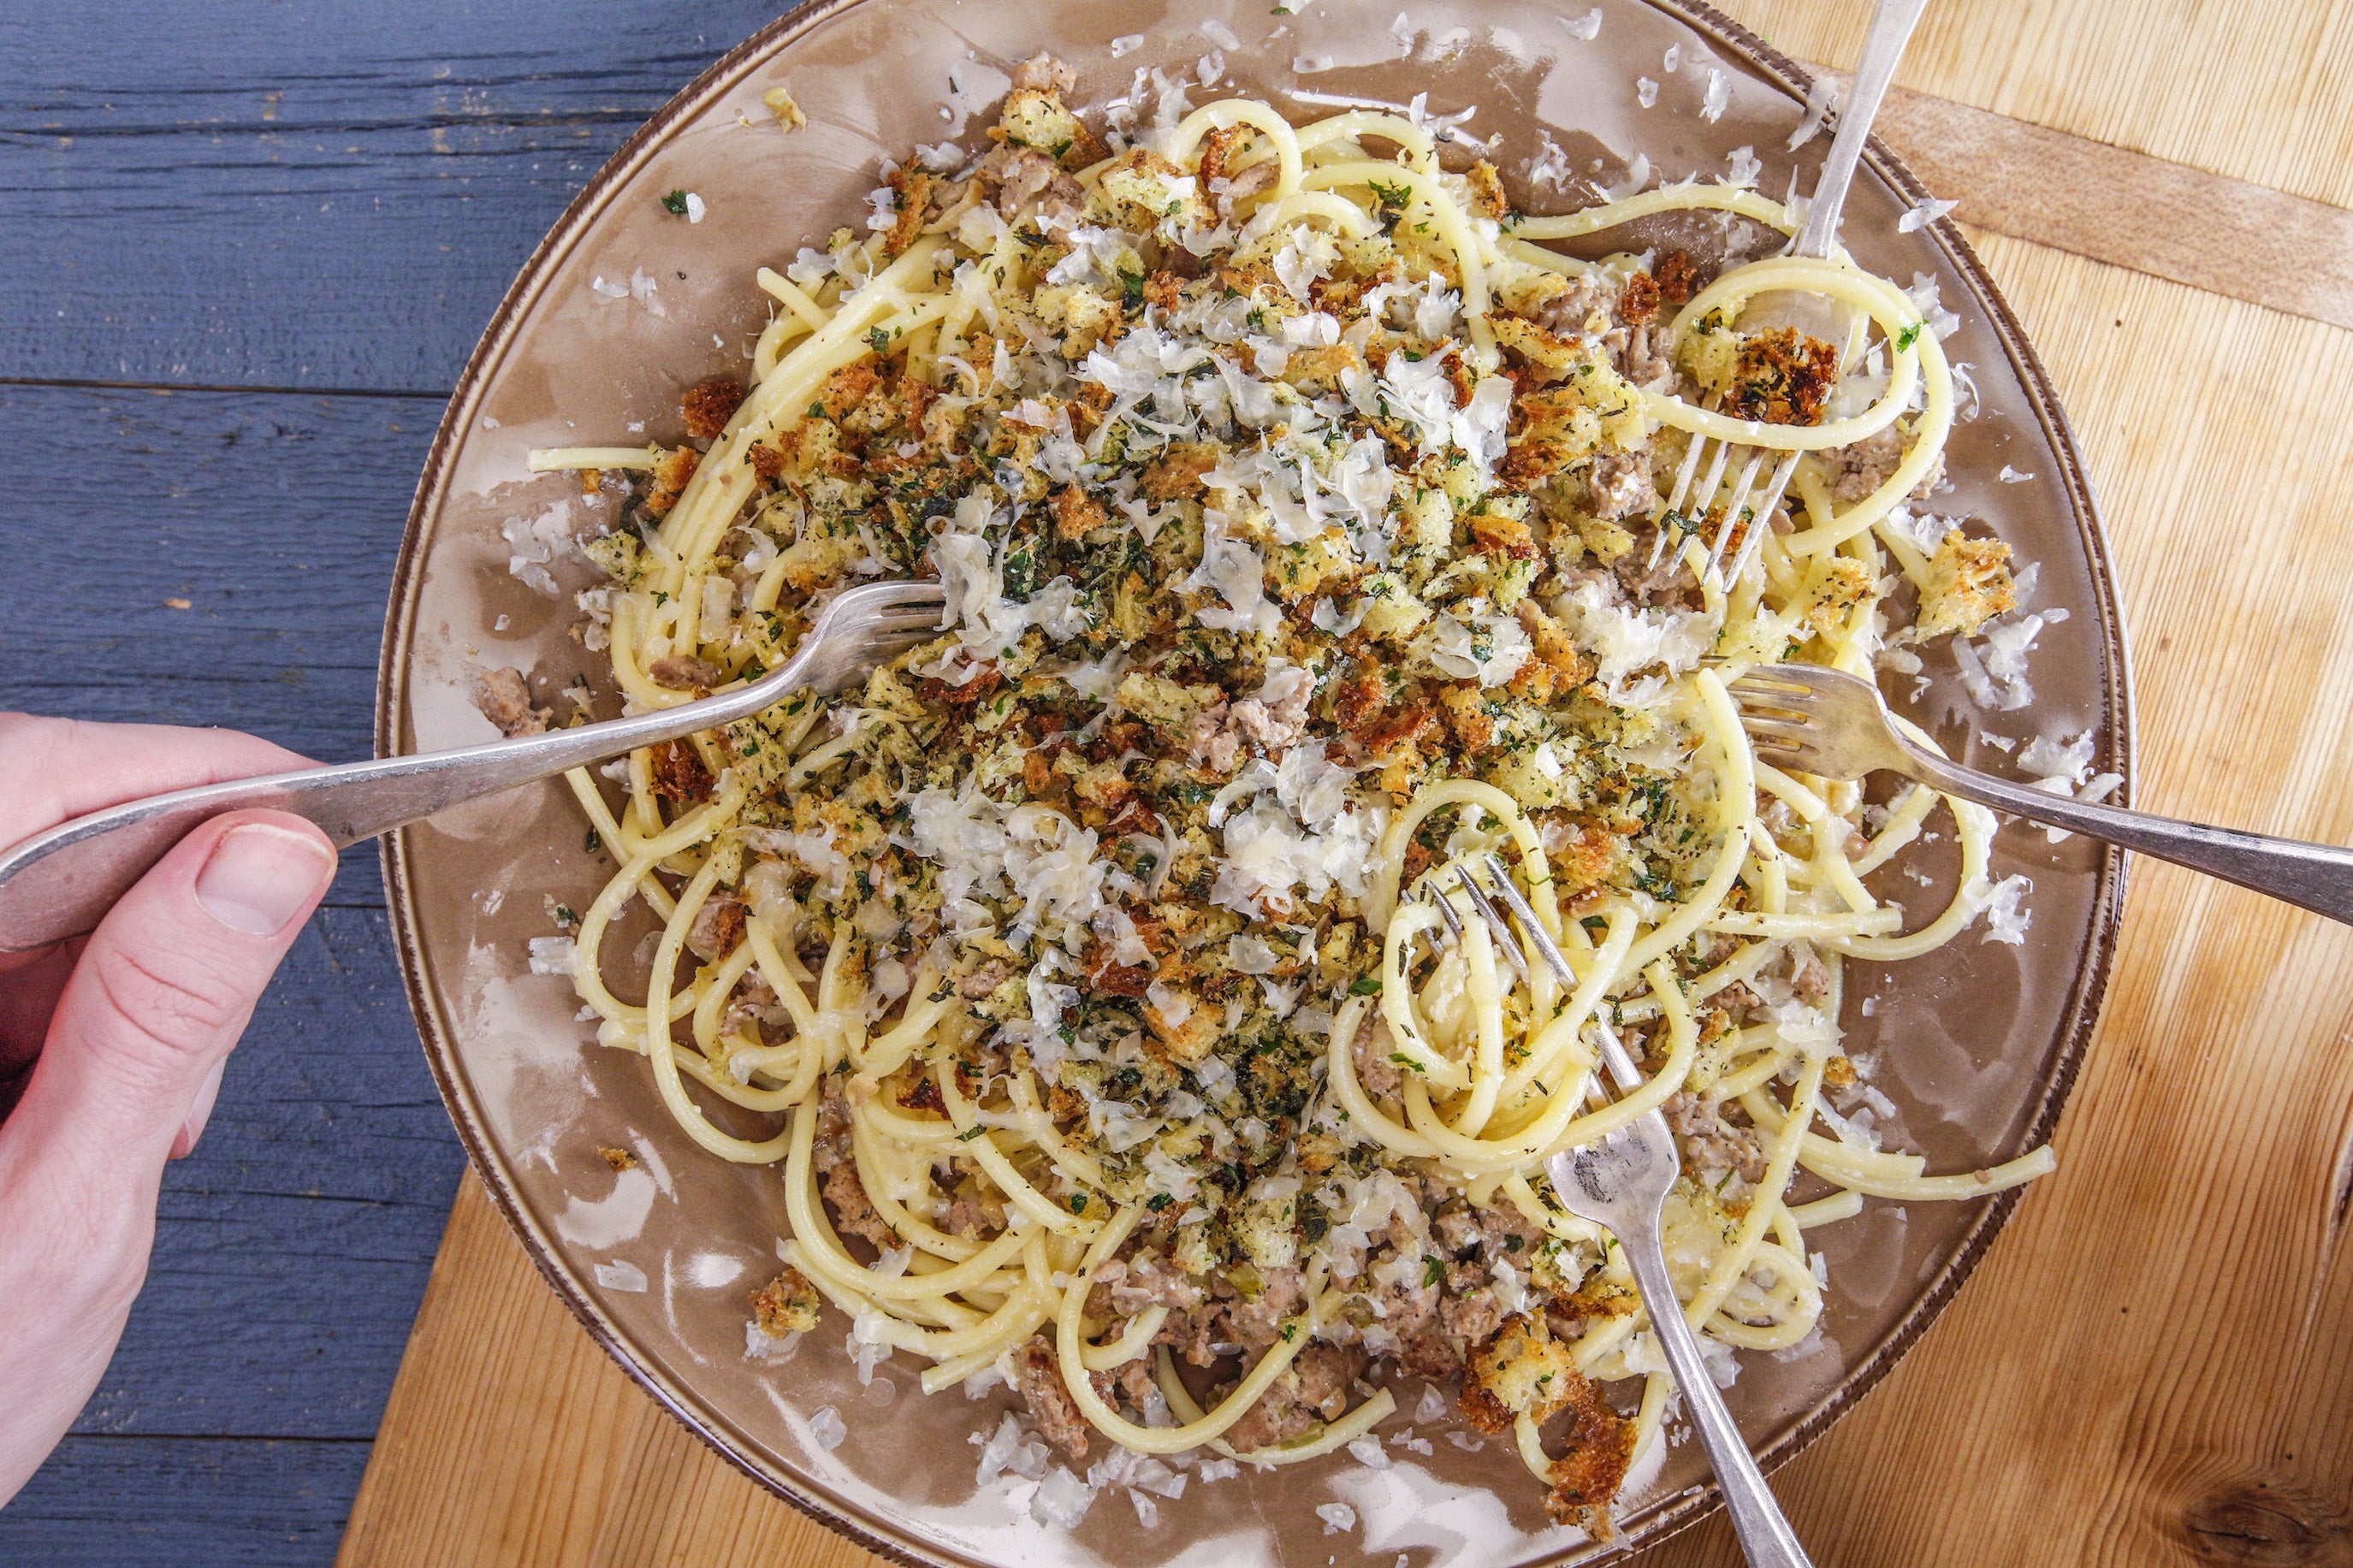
[1455,861,1638,1098]
[1701,449,1767,583]
[1587,1014,1645,1094]
[1473,855,1581,991]
[1727,671,1819,704]
[1423,884,1465,943]
[1725,453,1801,583]
[1736,714,1815,742]
[864,580,948,602]
[1449,867,1531,989]
[1648,419,1721,569]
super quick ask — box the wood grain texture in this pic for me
[340,1173,876,1568]
[0,384,471,1558]
[3,1435,375,1567]
[0,0,791,393]
[335,3,2353,1567]
[1818,76,2353,330]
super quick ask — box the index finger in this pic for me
[0,713,317,853]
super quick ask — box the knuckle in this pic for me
[80,939,255,1068]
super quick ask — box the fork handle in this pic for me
[1900,751,2353,926]
[1621,1228,1816,1568]
[1794,0,1933,260]
[0,682,779,955]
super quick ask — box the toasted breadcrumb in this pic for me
[1722,327,1841,424]
[1917,528,2017,638]
[1465,159,1509,221]
[1457,1313,1584,1432]
[680,376,746,441]
[643,446,700,516]
[1543,1367,1637,1537]
[751,1268,822,1335]
[598,1145,638,1171]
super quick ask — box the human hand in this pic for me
[0,715,337,1507]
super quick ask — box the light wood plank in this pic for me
[338,1173,868,1568]
[1812,75,2353,329]
[341,3,2353,1565]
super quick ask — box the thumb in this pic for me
[13,810,335,1181]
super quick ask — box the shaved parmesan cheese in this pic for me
[1426,606,1533,686]
[2018,730,2095,784]
[1551,577,1715,704]
[594,1259,647,1292]
[1904,271,1963,340]
[1701,67,1729,121]
[895,786,1105,943]
[807,1405,848,1451]
[1898,196,1957,233]
[1787,74,1839,150]
[1979,873,2033,944]
[1030,1465,1097,1526]
[1181,512,1282,636]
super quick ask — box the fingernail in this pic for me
[193,823,335,936]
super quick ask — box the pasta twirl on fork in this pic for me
[511,53,2050,1535]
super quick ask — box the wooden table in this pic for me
[8,1,2352,1564]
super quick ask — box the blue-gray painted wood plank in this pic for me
[2,0,791,393]
[2,1436,373,1568]
[0,1,809,1556]
[0,381,437,908]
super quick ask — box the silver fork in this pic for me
[1440,857,1815,1568]
[1647,0,1932,590]
[0,578,947,952]
[1731,664,2353,926]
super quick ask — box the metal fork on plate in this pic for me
[1425,857,1816,1568]
[1730,663,2353,926]
[1646,0,1933,589]
[0,578,948,952]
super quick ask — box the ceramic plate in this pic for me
[377,2,2131,1562]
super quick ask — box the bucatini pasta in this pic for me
[497,49,2049,1538]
